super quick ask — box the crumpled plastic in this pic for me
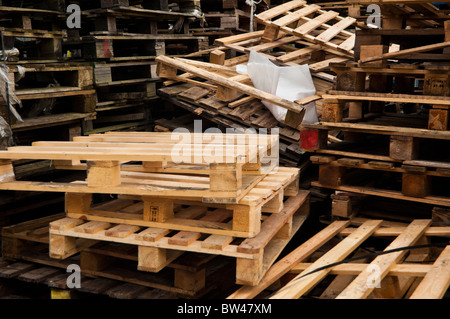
[236,50,319,124]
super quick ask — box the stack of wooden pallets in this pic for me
[0,131,310,296]
[0,1,97,141]
[300,1,450,223]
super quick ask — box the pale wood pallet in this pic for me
[254,0,357,58]
[0,214,235,298]
[0,131,281,203]
[229,219,450,299]
[48,191,310,286]
[62,166,299,239]
[212,30,350,75]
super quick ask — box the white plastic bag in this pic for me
[237,50,318,124]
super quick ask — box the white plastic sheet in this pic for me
[237,50,319,124]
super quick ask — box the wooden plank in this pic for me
[336,220,431,299]
[316,17,356,43]
[294,11,340,36]
[409,245,450,299]
[256,0,306,21]
[269,220,383,299]
[271,5,321,28]
[237,191,309,254]
[360,41,450,64]
[227,220,349,299]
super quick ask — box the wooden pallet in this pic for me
[48,191,310,286]
[325,61,450,130]
[82,6,196,36]
[0,214,236,298]
[254,0,357,58]
[92,61,155,87]
[0,6,65,31]
[198,9,254,33]
[0,131,281,203]
[60,166,299,239]
[316,1,448,29]
[354,28,448,61]
[63,34,209,61]
[7,63,93,94]
[310,154,450,206]
[300,121,450,161]
[229,219,450,299]
[0,27,66,61]
[73,0,171,11]
[213,31,351,74]
[155,55,322,130]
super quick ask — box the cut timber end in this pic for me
[86,161,121,187]
[0,160,15,183]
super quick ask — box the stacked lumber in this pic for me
[0,131,311,297]
[300,1,450,222]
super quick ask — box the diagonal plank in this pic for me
[227,220,350,299]
[269,220,383,299]
[409,245,450,299]
[256,0,306,21]
[271,4,321,28]
[336,219,431,299]
[293,11,340,35]
[316,16,356,43]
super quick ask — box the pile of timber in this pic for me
[154,0,363,165]
[300,1,450,223]
[0,131,311,297]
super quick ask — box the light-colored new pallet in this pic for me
[64,166,299,238]
[49,191,310,286]
[0,132,281,203]
[254,0,356,57]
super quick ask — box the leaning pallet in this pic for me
[48,191,310,286]
[212,30,350,76]
[254,0,357,58]
[229,219,450,299]
[155,55,322,130]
